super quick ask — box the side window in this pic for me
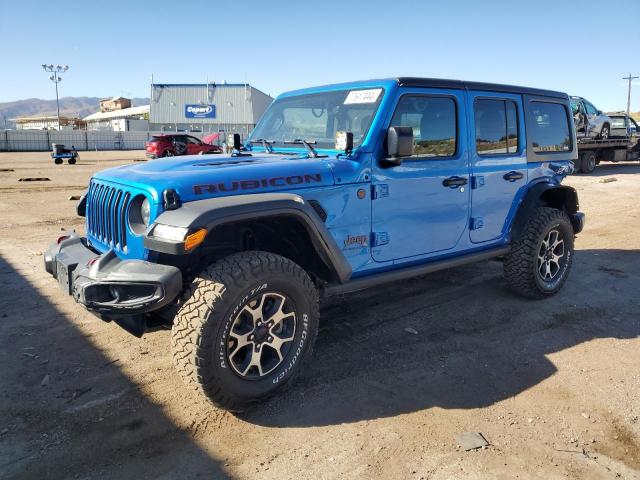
[584,101,598,116]
[474,99,519,155]
[389,95,457,158]
[187,136,201,144]
[529,101,572,153]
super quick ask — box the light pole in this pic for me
[622,73,639,118]
[41,64,69,130]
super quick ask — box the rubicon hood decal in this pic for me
[194,174,323,194]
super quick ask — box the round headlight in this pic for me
[141,198,150,226]
[128,195,152,235]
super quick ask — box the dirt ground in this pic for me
[0,151,638,480]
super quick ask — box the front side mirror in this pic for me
[384,126,414,166]
[597,110,603,116]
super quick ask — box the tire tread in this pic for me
[171,251,318,411]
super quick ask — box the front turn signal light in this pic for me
[184,228,207,251]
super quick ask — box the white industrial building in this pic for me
[149,83,273,138]
[84,105,150,131]
[11,116,85,130]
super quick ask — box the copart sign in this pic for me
[185,104,216,118]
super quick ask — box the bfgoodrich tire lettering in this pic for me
[504,207,574,299]
[171,251,319,411]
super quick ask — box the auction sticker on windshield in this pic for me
[344,89,382,104]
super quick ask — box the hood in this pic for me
[93,153,336,204]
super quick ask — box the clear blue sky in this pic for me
[3,0,639,111]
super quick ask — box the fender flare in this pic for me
[509,182,580,240]
[144,193,352,283]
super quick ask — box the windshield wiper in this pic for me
[283,139,327,158]
[249,139,274,154]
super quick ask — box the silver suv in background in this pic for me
[571,96,611,140]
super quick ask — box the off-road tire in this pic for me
[504,207,574,299]
[171,251,319,411]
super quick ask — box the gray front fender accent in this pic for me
[144,193,352,283]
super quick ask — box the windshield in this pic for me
[249,88,384,150]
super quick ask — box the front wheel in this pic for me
[598,124,610,140]
[171,251,319,411]
[504,207,574,299]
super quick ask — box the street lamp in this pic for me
[41,64,69,130]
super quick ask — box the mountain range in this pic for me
[0,97,150,127]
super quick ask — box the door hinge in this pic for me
[471,176,485,189]
[470,217,484,230]
[371,231,390,247]
[371,184,389,199]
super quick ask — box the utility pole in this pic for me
[41,64,69,130]
[622,73,638,117]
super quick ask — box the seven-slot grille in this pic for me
[86,180,131,252]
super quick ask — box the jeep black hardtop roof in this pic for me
[397,77,568,99]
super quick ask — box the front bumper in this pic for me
[44,232,182,316]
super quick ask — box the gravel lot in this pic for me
[0,151,638,480]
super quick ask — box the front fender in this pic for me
[143,193,352,283]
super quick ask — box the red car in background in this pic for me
[145,134,222,158]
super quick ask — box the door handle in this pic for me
[442,176,468,188]
[503,171,524,182]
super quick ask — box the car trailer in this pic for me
[576,137,640,173]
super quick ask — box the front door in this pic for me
[371,89,470,262]
[186,136,204,155]
[468,92,527,243]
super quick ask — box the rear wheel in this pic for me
[580,151,597,174]
[171,251,319,411]
[504,207,574,299]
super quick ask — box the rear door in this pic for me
[468,92,527,243]
[371,88,470,262]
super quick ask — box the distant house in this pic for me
[99,96,132,113]
[84,105,150,131]
[11,116,86,130]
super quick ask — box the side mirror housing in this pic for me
[384,126,414,166]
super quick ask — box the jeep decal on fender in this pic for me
[193,173,323,194]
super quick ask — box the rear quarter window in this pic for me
[529,102,572,153]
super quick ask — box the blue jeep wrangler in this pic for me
[44,78,584,410]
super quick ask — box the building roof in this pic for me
[152,83,271,98]
[100,96,128,102]
[10,115,82,123]
[84,105,149,122]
